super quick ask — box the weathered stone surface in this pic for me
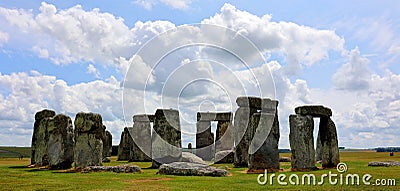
[181,152,207,165]
[214,150,234,164]
[31,109,56,165]
[236,96,262,108]
[233,107,257,167]
[152,109,182,167]
[158,162,229,177]
[248,110,280,172]
[188,143,192,150]
[118,127,133,161]
[130,115,152,162]
[279,157,291,162]
[261,98,278,113]
[289,114,316,171]
[74,112,104,168]
[295,105,332,117]
[47,114,74,169]
[368,161,400,167]
[196,120,214,161]
[319,117,340,168]
[82,164,142,173]
[316,130,322,162]
[196,112,233,121]
[215,120,233,152]
[103,130,112,157]
[102,157,111,163]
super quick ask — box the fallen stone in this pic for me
[158,162,229,177]
[279,157,291,162]
[102,157,111,163]
[295,105,332,117]
[368,161,400,167]
[82,164,141,173]
[181,152,207,165]
[214,150,234,164]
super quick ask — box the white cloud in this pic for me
[0,31,8,46]
[86,64,100,78]
[134,0,192,10]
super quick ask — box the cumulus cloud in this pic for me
[0,31,8,47]
[86,64,100,78]
[134,0,192,10]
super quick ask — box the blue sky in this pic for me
[0,0,399,149]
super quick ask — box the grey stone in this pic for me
[196,120,214,161]
[196,112,233,121]
[31,109,56,166]
[248,110,280,172]
[152,109,182,168]
[289,114,317,171]
[214,150,234,164]
[158,162,229,177]
[130,115,152,162]
[74,112,104,168]
[368,161,400,167]
[279,157,291,162]
[103,130,112,157]
[233,107,257,167]
[82,164,141,173]
[236,96,262,109]
[47,114,74,169]
[319,117,340,168]
[181,152,207,165]
[102,157,111,163]
[295,105,332,117]
[316,130,322,161]
[215,120,233,152]
[117,127,133,161]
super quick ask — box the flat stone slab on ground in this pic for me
[295,105,332,117]
[158,162,229,177]
[82,164,141,173]
[181,152,207,165]
[368,161,400,167]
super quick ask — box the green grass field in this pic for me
[0,151,399,190]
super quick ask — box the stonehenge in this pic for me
[30,98,340,173]
[289,105,340,171]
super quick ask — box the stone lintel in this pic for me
[295,105,332,117]
[196,112,233,121]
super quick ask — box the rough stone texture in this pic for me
[47,114,74,169]
[196,120,214,161]
[118,127,133,161]
[295,105,332,117]
[74,112,104,168]
[103,130,112,157]
[181,152,207,165]
[196,112,233,121]
[31,109,56,166]
[319,117,340,168]
[248,107,280,172]
[214,150,234,164]
[236,96,262,109]
[102,157,111,163]
[130,115,152,162]
[233,106,257,167]
[279,157,291,162]
[289,114,317,171]
[188,143,192,150]
[152,109,182,168]
[316,131,322,162]
[158,162,229,177]
[215,120,233,152]
[82,164,142,173]
[368,161,400,167]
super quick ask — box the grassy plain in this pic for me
[0,151,399,190]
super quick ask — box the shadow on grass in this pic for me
[8,165,29,169]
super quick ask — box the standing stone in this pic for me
[118,127,133,161]
[103,130,112,157]
[31,109,56,166]
[316,131,322,162]
[130,115,152,162]
[319,117,340,168]
[289,114,316,171]
[47,114,74,169]
[152,109,182,168]
[248,99,280,172]
[196,118,214,161]
[74,112,104,168]
[234,97,259,167]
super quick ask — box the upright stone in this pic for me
[248,99,280,172]
[31,109,56,166]
[289,114,316,171]
[117,127,133,161]
[130,115,152,162]
[74,112,104,168]
[196,113,214,161]
[319,117,340,168]
[215,112,234,152]
[152,109,182,168]
[234,97,260,167]
[316,131,322,161]
[103,130,112,157]
[47,114,74,169]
